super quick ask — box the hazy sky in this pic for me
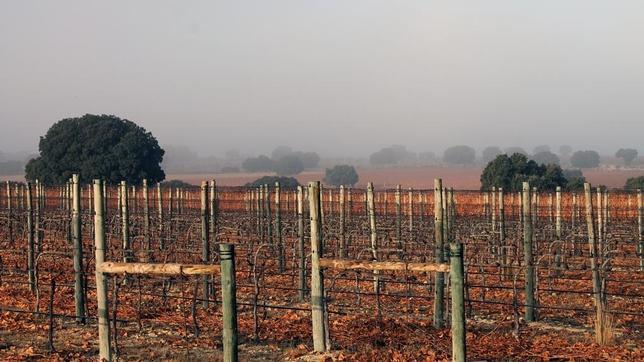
[1,1,643,158]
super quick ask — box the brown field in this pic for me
[168,166,644,189]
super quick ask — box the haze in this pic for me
[1,1,643,158]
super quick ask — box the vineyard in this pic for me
[0,178,642,361]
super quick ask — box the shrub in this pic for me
[570,150,600,168]
[324,165,359,186]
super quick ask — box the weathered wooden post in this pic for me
[220,243,238,362]
[275,182,285,272]
[93,180,112,361]
[309,181,326,352]
[71,174,87,323]
[637,189,642,271]
[143,179,151,260]
[408,187,414,233]
[265,185,273,244]
[434,178,445,328]
[201,182,211,307]
[6,181,12,244]
[499,188,507,278]
[395,185,402,253]
[157,183,163,249]
[297,186,306,300]
[210,180,218,243]
[35,179,42,253]
[339,185,346,258]
[584,183,606,343]
[120,181,131,263]
[555,186,562,239]
[491,187,497,234]
[522,182,535,322]
[596,186,603,253]
[26,182,36,293]
[450,242,466,362]
[367,182,379,293]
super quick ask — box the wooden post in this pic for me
[26,182,36,294]
[200,182,210,307]
[157,183,163,250]
[395,185,402,254]
[434,178,445,328]
[555,186,562,239]
[275,182,284,272]
[584,183,605,342]
[596,186,603,254]
[309,181,326,352]
[71,174,87,323]
[491,187,497,234]
[210,180,218,244]
[220,244,238,362]
[6,181,12,244]
[450,242,466,362]
[265,185,273,244]
[120,181,131,263]
[522,182,535,322]
[143,180,151,260]
[339,185,346,258]
[408,187,414,233]
[35,179,41,253]
[297,186,306,300]
[93,180,112,361]
[367,182,379,293]
[637,189,642,271]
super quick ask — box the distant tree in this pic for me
[503,147,527,156]
[480,153,569,192]
[160,179,194,188]
[271,145,294,160]
[531,151,560,165]
[562,169,586,191]
[245,176,300,189]
[615,148,638,166]
[324,165,359,186]
[533,145,551,154]
[624,176,644,190]
[273,155,304,176]
[241,155,274,172]
[443,145,476,165]
[369,145,413,165]
[295,151,320,169]
[559,145,573,157]
[224,149,241,160]
[570,150,600,168]
[481,146,503,163]
[25,114,165,184]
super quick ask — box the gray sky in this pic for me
[1,1,643,158]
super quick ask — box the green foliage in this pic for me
[531,151,560,165]
[481,146,502,163]
[273,155,304,176]
[160,179,194,188]
[245,176,300,189]
[324,165,359,186]
[443,145,476,165]
[624,176,644,190]
[25,114,165,184]
[570,150,600,168]
[504,146,527,155]
[480,153,571,192]
[615,148,638,166]
[241,155,274,172]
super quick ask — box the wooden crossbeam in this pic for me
[99,262,219,276]
[319,258,450,273]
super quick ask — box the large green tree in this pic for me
[480,153,573,191]
[25,114,165,184]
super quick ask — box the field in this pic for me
[168,165,644,189]
[0,181,642,361]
